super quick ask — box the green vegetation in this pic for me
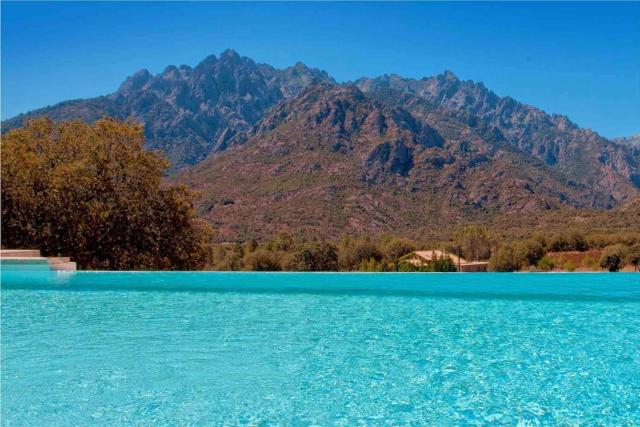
[627,243,640,272]
[209,235,421,272]
[581,256,597,271]
[488,230,639,273]
[488,244,523,272]
[563,260,576,272]
[548,232,589,252]
[398,255,457,272]
[537,256,555,272]
[517,237,546,267]
[599,244,628,272]
[454,225,491,262]
[1,118,211,270]
[338,237,384,271]
[285,242,339,271]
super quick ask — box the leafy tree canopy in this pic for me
[1,118,212,270]
[599,244,628,272]
[488,244,523,272]
[454,224,491,262]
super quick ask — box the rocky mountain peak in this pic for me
[118,69,152,92]
[196,54,219,69]
[440,69,459,81]
[220,48,241,60]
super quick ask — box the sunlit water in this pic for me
[2,271,639,425]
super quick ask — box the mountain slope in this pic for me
[2,50,333,169]
[355,73,640,203]
[176,83,624,241]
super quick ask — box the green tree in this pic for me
[454,225,491,262]
[548,231,588,252]
[517,239,546,266]
[489,244,523,272]
[285,242,339,271]
[428,256,457,272]
[626,243,640,272]
[211,243,244,270]
[243,249,282,271]
[599,244,628,272]
[381,237,417,269]
[338,237,382,270]
[359,257,384,272]
[1,118,211,270]
[568,232,589,251]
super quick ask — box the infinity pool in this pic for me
[2,271,639,425]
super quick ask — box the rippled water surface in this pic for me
[2,272,640,425]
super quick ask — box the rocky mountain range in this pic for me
[614,134,640,146]
[355,73,640,203]
[178,82,638,240]
[3,49,333,169]
[3,50,639,240]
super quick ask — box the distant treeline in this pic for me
[2,118,638,272]
[208,234,456,272]
[208,228,640,272]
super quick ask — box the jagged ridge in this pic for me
[2,49,334,169]
[176,83,629,241]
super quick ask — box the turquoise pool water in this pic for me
[2,271,639,425]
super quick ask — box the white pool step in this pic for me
[1,249,77,271]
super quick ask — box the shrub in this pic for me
[626,243,640,272]
[285,242,339,271]
[338,237,382,270]
[517,239,546,266]
[563,260,576,272]
[397,261,419,272]
[599,244,628,272]
[581,256,597,271]
[537,256,555,272]
[359,257,384,272]
[548,231,588,252]
[381,237,417,265]
[397,255,456,272]
[243,249,282,271]
[568,232,589,251]
[489,245,524,272]
[428,256,457,272]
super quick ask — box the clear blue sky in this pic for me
[2,2,639,138]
